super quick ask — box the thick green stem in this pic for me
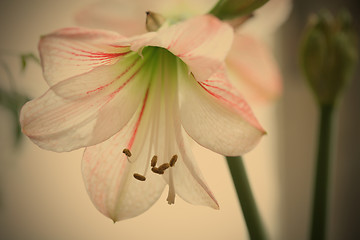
[310,104,335,240]
[226,156,267,240]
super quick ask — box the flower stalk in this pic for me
[310,104,335,240]
[226,156,267,240]
[300,10,358,240]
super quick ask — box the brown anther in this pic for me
[123,148,132,157]
[151,167,164,175]
[158,163,170,172]
[151,155,158,167]
[169,155,178,167]
[133,173,146,181]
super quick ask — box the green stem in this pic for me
[310,104,335,240]
[226,156,267,240]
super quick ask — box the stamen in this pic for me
[151,167,164,175]
[169,155,178,167]
[123,148,133,163]
[150,155,158,167]
[123,148,132,157]
[158,163,170,172]
[133,173,146,181]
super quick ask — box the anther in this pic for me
[158,163,170,172]
[151,167,164,175]
[123,148,132,157]
[123,148,133,163]
[133,173,146,181]
[169,155,178,167]
[151,155,158,167]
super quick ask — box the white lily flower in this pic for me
[20,15,265,222]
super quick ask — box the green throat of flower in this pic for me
[118,46,189,205]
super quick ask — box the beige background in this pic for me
[0,0,359,240]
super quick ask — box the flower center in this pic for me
[124,148,178,180]
[121,47,187,205]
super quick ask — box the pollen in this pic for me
[133,173,146,181]
[169,155,178,167]
[158,163,170,171]
[122,148,132,157]
[151,167,164,175]
[151,155,158,167]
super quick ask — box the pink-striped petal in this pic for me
[130,14,234,82]
[166,117,219,209]
[39,27,127,86]
[20,56,148,152]
[149,75,219,209]
[241,0,292,38]
[82,97,166,222]
[226,34,282,103]
[178,64,266,156]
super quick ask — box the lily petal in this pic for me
[82,95,166,222]
[169,120,219,209]
[151,74,219,209]
[179,64,265,156]
[39,27,126,86]
[130,14,234,82]
[241,0,292,38]
[20,54,148,152]
[226,34,282,103]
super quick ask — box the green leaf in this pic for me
[20,53,40,71]
[209,0,269,20]
[0,87,30,144]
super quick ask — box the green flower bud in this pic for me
[209,0,268,20]
[300,10,358,105]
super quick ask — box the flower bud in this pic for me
[300,10,358,105]
[146,11,166,32]
[209,0,268,20]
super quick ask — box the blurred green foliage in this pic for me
[0,52,39,145]
[209,0,268,20]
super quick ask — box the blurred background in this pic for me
[0,0,359,240]
[279,0,360,239]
